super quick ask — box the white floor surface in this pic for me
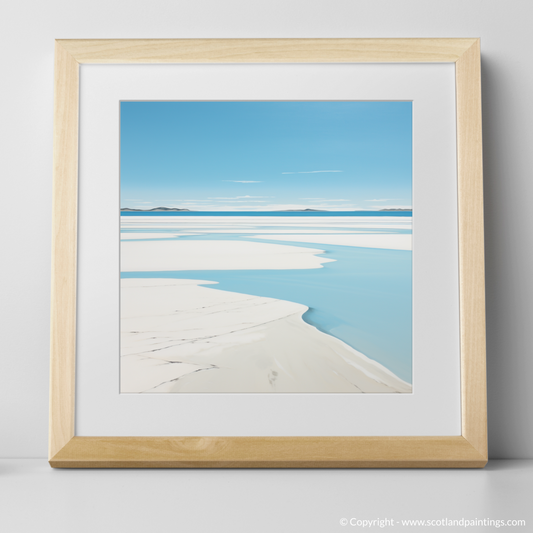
[0,459,531,532]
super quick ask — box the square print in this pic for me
[120,101,412,393]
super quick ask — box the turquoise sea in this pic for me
[121,210,412,217]
[121,213,412,384]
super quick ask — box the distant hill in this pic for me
[120,207,191,212]
[379,208,412,212]
[281,208,326,212]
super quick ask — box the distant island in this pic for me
[120,206,412,213]
[280,208,326,212]
[121,207,191,212]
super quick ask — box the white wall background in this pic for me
[1,0,532,460]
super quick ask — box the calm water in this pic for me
[121,210,412,217]
[121,221,412,383]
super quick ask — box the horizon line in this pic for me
[120,207,413,212]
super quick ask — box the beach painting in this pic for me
[120,101,412,393]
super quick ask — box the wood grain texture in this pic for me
[455,40,488,459]
[57,38,477,64]
[49,42,79,460]
[49,38,487,468]
[50,436,486,468]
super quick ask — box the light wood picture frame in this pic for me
[50,38,486,468]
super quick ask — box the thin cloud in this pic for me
[370,205,412,210]
[222,180,262,183]
[282,170,342,174]
[208,195,271,200]
[172,204,273,210]
[210,200,267,203]
[365,199,398,202]
[300,198,349,202]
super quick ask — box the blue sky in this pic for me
[120,101,412,211]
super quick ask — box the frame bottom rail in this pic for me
[49,436,487,468]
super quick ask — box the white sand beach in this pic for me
[120,215,412,233]
[120,215,413,393]
[121,278,412,393]
[120,232,194,240]
[121,239,334,272]
[249,233,412,250]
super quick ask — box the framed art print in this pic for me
[50,39,487,467]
